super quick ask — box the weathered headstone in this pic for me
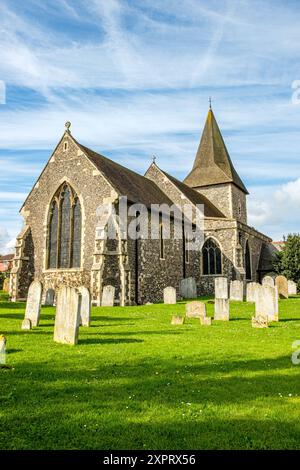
[179,277,197,299]
[0,335,6,364]
[200,316,212,326]
[21,318,32,330]
[262,276,274,287]
[254,284,278,322]
[101,285,115,307]
[24,280,42,327]
[54,286,80,345]
[78,286,91,327]
[252,315,269,328]
[3,278,9,293]
[215,277,228,300]
[185,301,206,318]
[275,275,289,299]
[171,315,185,325]
[246,282,259,303]
[230,280,244,301]
[288,280,297,296]
[163,286,176,304]
[214,299,229,321]
[45,288,55,306]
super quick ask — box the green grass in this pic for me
[1,291,300,450]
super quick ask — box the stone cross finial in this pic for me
[65,121,71,133]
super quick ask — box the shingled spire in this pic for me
[184,108,248,194]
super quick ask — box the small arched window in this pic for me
[47,183,82,269]
[202,238,222,275]
[245,240,252,280]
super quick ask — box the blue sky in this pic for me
[0,0,300,252]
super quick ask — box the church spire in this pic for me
[184,108,248,194]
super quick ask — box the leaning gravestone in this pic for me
[254,284,278,322]
[163,286,176,304]
[101,285,115,307]
[288,280,297,296]
[171,315,185,325]
[262,276,274,287]
[230,280,244,301]
[3,278,9,293]
[24,280,42,327]
[54,286,80,345]
[252,315,268,328]
[186,301,206,318]
[45,288,55,306]
[214,277,229,320]
[275,275,289,299]
[246,282,259,303]
[21,318,32,330]
[78,286,91,327]
[179,277,197,299]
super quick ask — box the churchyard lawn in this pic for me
[0,291,300,450]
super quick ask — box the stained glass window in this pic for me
[202,238,222,275]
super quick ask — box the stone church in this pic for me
[10,107,274,305]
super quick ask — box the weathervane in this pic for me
[209,97,212,109]
[152,155,157,164]
[65,121,71,133]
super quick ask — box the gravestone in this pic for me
[24,280,42,327]
[185,301,206,318]
[230,280,244,301]
[0,335,6,364]
[275,275,289,299]
[54,286,80,345]
[101,285,115,307]
[179,277,197,299]
[215,277,228,300]
[78,286,91,327]
[21,318,32,330]
[214,299,229,321]
[163,286,176,304]
[254,284,278,322]
[171,315,185,325]
[262,276,274,287]
[288,280,297,296]
[3,278,9,293]
[200,316,212,326]
[45,288,55,306]
[246,282,259,303]
[252,315,269,328]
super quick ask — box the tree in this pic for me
[274,234,300,291]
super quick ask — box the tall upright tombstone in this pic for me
[262,276,275,287]
[179,277,197,299]
[163,286,176,304]
[246,282,259,303]
[230,280,244,301]
[288,280,297,296]
[78,286,91,327]
[214,277,229,321]
[54,286,80,345]
[275,275,289,299]
[254,284,278,322]
[24,280,42,327]
[101,285,115,307]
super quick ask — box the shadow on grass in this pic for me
[79,338,144,345]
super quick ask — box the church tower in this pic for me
[184,107,248,224]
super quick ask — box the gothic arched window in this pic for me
[47,183,82,269]
[245,240,252,280]
[202,238,222,275]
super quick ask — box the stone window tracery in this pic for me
[202,238,222,275]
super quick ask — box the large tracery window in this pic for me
[202,238,222,275]
[47,183,82,269]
